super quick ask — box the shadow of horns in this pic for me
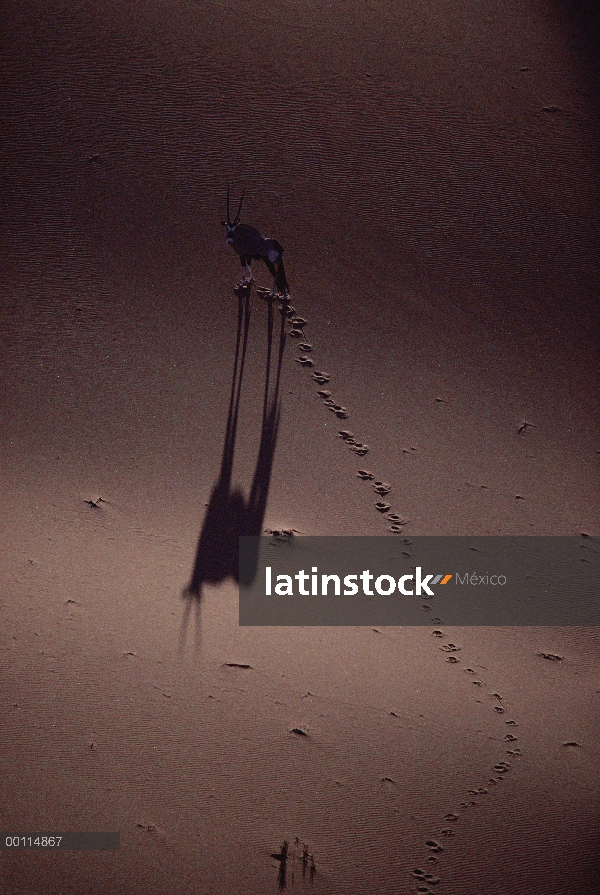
[179,286,286,652]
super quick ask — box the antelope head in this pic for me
[222,185,244,244]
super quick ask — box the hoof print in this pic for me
[312,372,330,384]
[504,733,518,742]
[298,342,313,352]
[445,813,459,822]
[493,706,505,713]
[440,643,460,652]
[389,525,403,533]
[446,656,459,664]
[425,840,444,854]
[373,481,391,496]
[432,630,444,637]
[272,529,295,541]
[357,470,375,480]
[289,328,304,338]
[295,356,314,367]
[537,652,564,661]
[335,410,349,419]
[494,761,510,772]
[291,316,307,326]
[375,501,391,513]
[318,390,331,398]
[338,430,354,440]
[354,445,369,456]
[291,727,309,737]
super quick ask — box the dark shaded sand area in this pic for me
[1,1,599,893]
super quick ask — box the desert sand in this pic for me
[1,1,599,893]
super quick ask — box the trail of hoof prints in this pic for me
[281,294,409,535]
[268,286,524,895]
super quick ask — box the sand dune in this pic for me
[1,1,599,893]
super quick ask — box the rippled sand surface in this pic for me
[1,2,599,893]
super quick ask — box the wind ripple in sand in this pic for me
[5,5,593,297]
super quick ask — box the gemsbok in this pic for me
[222,187,289,297]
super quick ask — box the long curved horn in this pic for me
[234,188,245,226]
[226,184,231,226]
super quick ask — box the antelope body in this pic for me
[223,188,289,297]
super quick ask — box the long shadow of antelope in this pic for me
[180,285,286,652]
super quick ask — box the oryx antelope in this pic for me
[222,187,289,297]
